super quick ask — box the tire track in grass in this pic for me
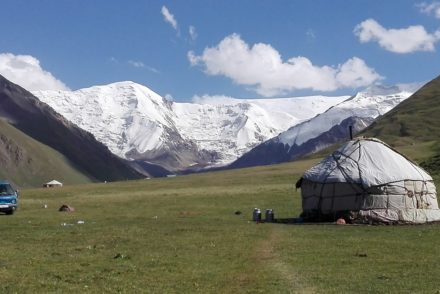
[254,228,316,293]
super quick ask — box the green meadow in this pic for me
[1,158,439,293]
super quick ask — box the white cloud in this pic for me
[192,94,237,105]
[147,66,160,74]
[354,18,440,54]
[125,60,159,73]
[417,1,440,18]
[188,34,382,97]
[335,57,382,88]
[128,60,145,68]
[396,81,425,93]
[187,51,200,66]
[161,6,178,31]
[164,94,174,101]
[109,56,119,63]
[0,53,69,91]
[306,29,316,40]
[189,25,197,41]
[126,60,159,73]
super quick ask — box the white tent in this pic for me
[43,180,63,188]
[298,138,440,224]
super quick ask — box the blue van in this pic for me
[0,181,18,215]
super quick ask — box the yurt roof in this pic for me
[303,138,432,188]
[46,180,63,185]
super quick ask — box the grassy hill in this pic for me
[361,75,440,172]
[363,75,440,144]
[2,159,440,293]
[0,119,91,187]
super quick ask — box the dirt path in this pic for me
[253,228,316,294]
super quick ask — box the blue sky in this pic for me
[0,0,439,101]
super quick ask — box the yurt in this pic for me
[297,138,440,224]
[43,180,63,188]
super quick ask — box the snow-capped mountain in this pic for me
[230,89,413,168]
[173,95,347,164]
[33,82,346,171]
[33,82,215,171]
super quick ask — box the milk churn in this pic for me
[265,209,274,222]
[252,208,261,221]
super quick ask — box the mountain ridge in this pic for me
[33,81,347,170]
[0,75,144,184]
[230,89,412,168]
[0,118,91,187]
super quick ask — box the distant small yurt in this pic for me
[297,138,440,224]
[43,180,63,188]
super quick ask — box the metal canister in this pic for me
[252,208,261,221]
[265,209,274,222]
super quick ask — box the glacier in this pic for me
[230,86,414,169]
[33,81,347,169]
[278,90,413,147]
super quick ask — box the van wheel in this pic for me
[6,210,14,215]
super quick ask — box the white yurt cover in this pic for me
[45,180,63,186]
[304,138,432,187]
[300,138,440,224]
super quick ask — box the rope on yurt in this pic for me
[338,141,369,193]
[316,146,356,216]
[357,140,369,208]
[378,138,434,209]
[317,140,367,216]
[386,185,390,210]
[373,180,434,210]
[331,182,336,220]
[358,139,431,212]
[372,138,430,183]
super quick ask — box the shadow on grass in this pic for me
[251,218,340,225]
[255,218,440,226]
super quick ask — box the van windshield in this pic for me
[0,184,14,195]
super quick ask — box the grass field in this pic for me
[1,158,440,293]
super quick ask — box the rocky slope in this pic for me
[0,74,143,183]
[0,119,91,187]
